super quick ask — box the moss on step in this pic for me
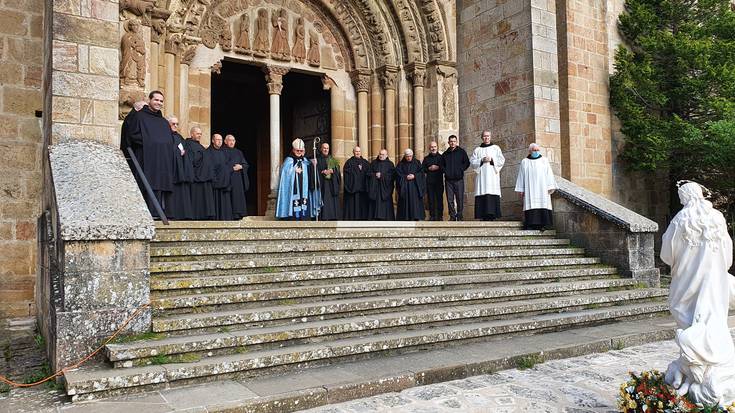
[113,332,165,344]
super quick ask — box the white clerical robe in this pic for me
[470,145,505,196]
[514,156,557,211]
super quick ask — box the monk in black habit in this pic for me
[315,142,341,220]
[207,134,234,220]
[165,116,194,220]
[395,149,426,221]
[368,149,395,220]
[422,141,445,221]
[184,126,215,220]
[224,134,250,220]
[342,146,370,220]
[122,90,176,219]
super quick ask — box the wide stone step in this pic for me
[150,268,625,309]
[150,247,585,275]
[150,266,618,296]
[150,237,572,259]
[108,288,668,367]
[153,227,551,242]
[156,220,523,230]
[65,302,668,400]
[151,278,641,331]
[150,257,604,286]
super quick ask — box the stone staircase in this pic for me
[62,220,669,401]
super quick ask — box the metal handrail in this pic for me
[126,147,169,225]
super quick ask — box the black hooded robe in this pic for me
[165,132,195,220]
[422,152,445,221]
[367,157,395,220]
[342,156,370,220]
[395,158,426,221]
[185,139,216,220]
[316,154,341,220]
[226,147,250,220]
[207,145,234,221]
[123,105,176,218]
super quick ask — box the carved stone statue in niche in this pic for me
[220,22,233,52]
[438,69,457,123]
[253,8,270,57]
[292,17,306,63]
[271,8,291,61]
[307,29,320,67]
[235,13,251,54]
[120,20,146,88]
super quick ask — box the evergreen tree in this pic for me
[610,0,735,225]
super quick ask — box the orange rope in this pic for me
[0,304,151,388]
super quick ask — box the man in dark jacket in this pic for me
[442,135,470,221]
[422,141,445,221]
[165,116,194,220]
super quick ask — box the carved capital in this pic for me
[263,65,290,95]
[407,63,427,87]
[165,33,183,54]
[378,65,399,90]
[181,46,196,66]
[150,18,167,43]
[350,70,371,92]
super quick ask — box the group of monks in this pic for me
[121,90,250,221]
[123,90,558,229]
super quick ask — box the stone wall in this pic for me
[0,0,45,318]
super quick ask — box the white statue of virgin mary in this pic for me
[663,181,735,406]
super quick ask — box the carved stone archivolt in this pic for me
[120,20,146,88]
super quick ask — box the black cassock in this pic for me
[185,139,215,220]
[395,158,426,221]
[122,105,176,218]
[422,152,445,221]
[165,132,194,220]
[316,154,341,220]
[342,156,370,220]
[206,145,234,220]
[367,157,395,220]
[226,147,250,220]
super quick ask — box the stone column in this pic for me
[351,70,371,157]
[263,65,290,212]
[370,76,383,155]
[150,42,160,91]
[378,65,398,161]
[164,35,180,107]
[408,63,427,159]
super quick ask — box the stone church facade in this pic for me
[0,0,667,318]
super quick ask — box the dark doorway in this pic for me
[211,61,268,216]
[211,62,330,216]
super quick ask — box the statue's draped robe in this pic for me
[514,155,557,230]
[122,105,176,218]
[368,158,395,220]
[207,146,234,220]
[185,139,215,220]
[395,158,426,221]
[276,154,319,219]
[343,156,370,220]
[166,132,194,220]
[316,154,341,220]
[470,143,505,220]
[226,147,250,220]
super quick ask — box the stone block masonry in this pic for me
[0,0,45,318]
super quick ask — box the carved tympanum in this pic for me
[271,8,291,61]
[235,13,251,54]
[292,17,306,63]
[307,29,320,67]
[120,20,146,88]
[253,8,270,57]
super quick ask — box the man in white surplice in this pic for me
[470,130,505,220]
[515,143,557,231]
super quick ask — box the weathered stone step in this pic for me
[155,220,523,230]
[108,288,668,367]
[150,257,603,285]
[150,266,618,297]
[153,228,552,242]
[150,267,626,310]
[150,237,572,259]
[150,247,585,275]
[151,278,641,331]
[65,302,668,400]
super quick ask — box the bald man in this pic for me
[207,133,234,220]
[343,146,371,220]
[185,126,215,219]
[395,148,426,221]
[368,149,395,220]
[422,141,445,221]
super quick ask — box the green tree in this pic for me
[610,0,735,225]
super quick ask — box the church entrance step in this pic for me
[106,289,668,368]
[149,266,619,297]
[64,303,668,401]
[150,278,645,331]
